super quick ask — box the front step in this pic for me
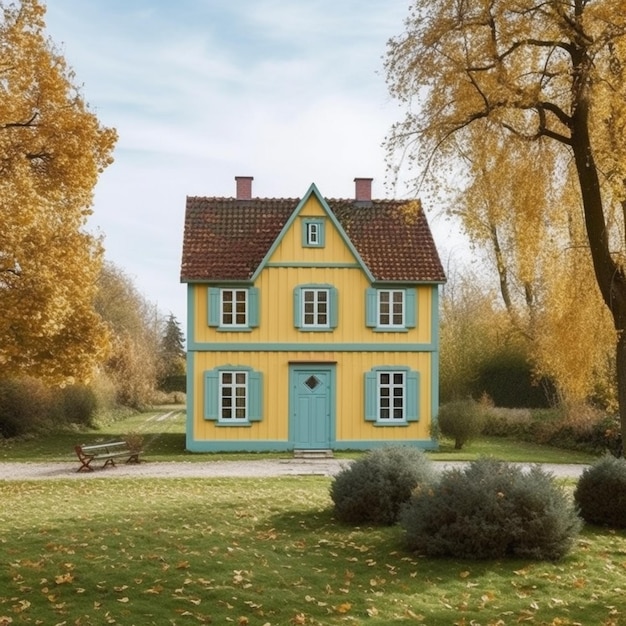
[293,449,334,459]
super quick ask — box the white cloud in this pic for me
[43,0,447,333]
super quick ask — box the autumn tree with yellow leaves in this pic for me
[386,0,626,450]
[0,0,117,383]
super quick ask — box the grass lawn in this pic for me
[1,476,625,625]
[0,407,621,624]
[0,405,598,465]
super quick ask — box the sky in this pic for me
[43,0,459,335]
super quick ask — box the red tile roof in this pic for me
[181,195,446,283]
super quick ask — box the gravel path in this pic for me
[0,459,589,481]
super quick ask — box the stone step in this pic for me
[293,449,334,459]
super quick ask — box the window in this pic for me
[221,289,247,326]
[364,367,419,424]
[293,284,338,330]
[303,289,328,326]
[378,290,404,327]
[204,367,263,423]
[366,288,416,331]
[220,370,247,420]
[302,218,325,247]
[208,287,259,330]
[378,371,405,420]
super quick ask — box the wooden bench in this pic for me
[74,441,142,472]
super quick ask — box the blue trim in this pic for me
[188,341,437,352]
[431,286,441,426]
[364,365,420,425]
[289,364,336,449]
[266,262,361,269]
[250,183,375,283]
[184,438,438,453]
[302,218,325,248]
[203,365,263,424]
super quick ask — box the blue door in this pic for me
[290,366,334,449]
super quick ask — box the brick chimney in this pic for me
[354,177,373,202]
[235,176,254,200]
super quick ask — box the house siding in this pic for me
[181,182,445,453]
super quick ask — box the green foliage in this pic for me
[437,399,486,449]
[59,384,98,427]
[330,446,436,526]
[0,377,53,437]
[0,378,101,438]
[482,406,623,456]
[474,352,553,408]
[574,455,626,528]
[159,374,186,393]
[400,458,582,561]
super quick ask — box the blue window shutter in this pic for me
[318,221,326,247]
[204,369,219,420]
[293,286,302,328]
[248,370,263,422]
[406,370,420,422]
[330,286,338,329]
[365,288,377,327]
[248,287,259,328]
[364,371,377,422]
[208,288,220,327]
[405,288,417,328]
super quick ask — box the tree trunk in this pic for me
[570,67,626,456]
[616,332,626,457]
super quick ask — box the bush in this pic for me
[0,377,58,438]
[437,399,485,449]
[474,352,554,408]
[400,458,582,561]
[330,447,436,526]
[574,455,626,528]
[59,384,99,427]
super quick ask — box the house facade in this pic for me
[180,176,446,453]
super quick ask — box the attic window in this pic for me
[302,218,325,248]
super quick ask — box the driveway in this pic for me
[0,459,589,481]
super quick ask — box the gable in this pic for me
[180,183,446,284]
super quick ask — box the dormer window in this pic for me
[302,218,325,248]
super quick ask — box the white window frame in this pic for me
[219,370,248,421]
[221,289,248,327]
[301,288,329,328]
[306,222,320,245]
[377,289,405,328]
[377,370,406,421]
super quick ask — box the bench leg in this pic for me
[76,459,94,472]
[102,458,117,468]
[126,453,141,464]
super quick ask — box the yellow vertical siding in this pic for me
[190,349,433,444]
[191,272,434,346]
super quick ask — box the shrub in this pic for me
[330,446,436,526]
[400,458,582,561]
[437,399,485,449]
[59,384,99,427]
[0,377,56,438]
[574,455,626,528]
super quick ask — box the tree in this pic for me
[386,0,626,452]
[95,263,161,408]
[455,128,616,406]
[0,0,117,383]
[160,313,186,381]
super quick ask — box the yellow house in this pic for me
[180,176,446,453]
